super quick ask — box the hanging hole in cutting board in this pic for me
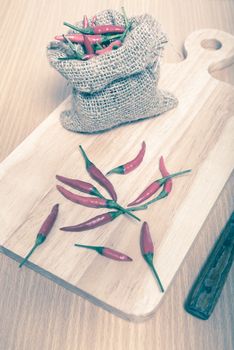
[200,39,222,51]
[199,37,234,85]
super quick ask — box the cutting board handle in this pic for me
[184,29,234,71]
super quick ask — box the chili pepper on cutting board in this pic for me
[106,142,146,175]
[19,204,59,268]
[79,145,118,202]
[74,244,133,261]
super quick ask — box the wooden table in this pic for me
[0,1,233,349]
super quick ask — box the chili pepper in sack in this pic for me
[83,15,89,28]
[96,40,122,55]
[106,142,146,175]
[64,21,125,35]
[91,15,97,27]
[60,210,122,232]
[79,145,117,201]
[127,170,191,207]
[19,204,59,268]
[56,174,105,198]
[141,222,164,292]
[74,244,132,261]
[56,185,140,221]
[83,34,94,54]
[55,33,122,45]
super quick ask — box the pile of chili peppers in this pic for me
[19,141,191,293]
[53,7,131,61]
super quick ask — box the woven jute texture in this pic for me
[47,10,178,133]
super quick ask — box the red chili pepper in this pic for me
[19,204,59,268]
[159,156,170,177]
[83,15,89,28]
[74,244,132,261]
[141,222,164,292]
[96,40,122,55]
[83,34,94,54]
[56,174,104,198]
[91,15,97,27]
[158,156,173,199]
[64,21,125,35]
[127,181,161,207]
[55,34,98,44]
[90,24,125,35]
[130,167,191,212]
[60,210,122,232]
[57,184,108,207]
[79,145,117,202]
[107,141,146,175]
[56,185,140,221]
[55,33,122,44]
[127,169,191,207]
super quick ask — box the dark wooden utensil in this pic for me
[185,212,234,320]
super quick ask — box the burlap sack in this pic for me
[47,10,178,133]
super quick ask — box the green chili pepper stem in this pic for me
[94,42,103,50]
[144,254,164,293]
[64,21,86,33]
[149,262,165,293]
[90,187,105,199]
[79,145,92,169]
[109,210,123,220]
[74,244,104,254]
[58,57,81,61]
[121,6,129,27]
[119,21,132,42]
[19,234,46,268]
[158,169,192,184]
[64,22,92,34]
[19,243,39,268]
[106,165,124,176]
[116,204,141,221]
[101,34,123,43]
[128,205,147,212]
[107,202,140,221]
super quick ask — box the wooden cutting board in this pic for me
[0,29,234,322]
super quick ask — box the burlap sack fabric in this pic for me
[47,10,178,133]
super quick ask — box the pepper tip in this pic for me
[56,184,62,191]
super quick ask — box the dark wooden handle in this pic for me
[184,212,234,320]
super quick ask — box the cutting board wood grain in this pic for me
[0,29,234,321]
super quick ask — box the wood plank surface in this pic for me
[0,0,234,348]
